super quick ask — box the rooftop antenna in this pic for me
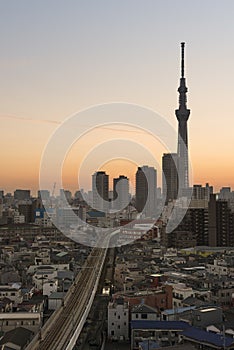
[181,42,185,78]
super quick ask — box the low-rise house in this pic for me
[42,280,58,296]
[161,306,196,321]
[17,299,44,314]
[178,306,223,329]
[108,298,129,341]
[0,326,34,349]
[207,258,234,277]
[180,327,234,349]
[172,283,194,308]
[131,303,158,321]
[27,263,69,275]
[0,298,13,312]
[48,292,66,310]
[114,285,173,312]
[34,248,50,265]
[0,312,41,333]
[131,320,189,349]
[0,285,23,305]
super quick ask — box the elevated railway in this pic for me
[26,246,107,350]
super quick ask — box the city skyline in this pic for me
[1,1,234,193]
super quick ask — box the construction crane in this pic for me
[50,182,56,208]
[52,182,56,198]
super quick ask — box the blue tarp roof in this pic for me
[163,306,196,315]
[87,211,105,218]
[131,320,189,330]
[139,340,160,350]
[132,320,234,348]
[182,327,234,348]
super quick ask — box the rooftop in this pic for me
[182,327,234,348]
[131,320,189,330]
[0,326,34,347]
[132,304,158,314]
[0,312,41,319]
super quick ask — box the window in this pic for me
[124,322,126,326]
[112,322,114,326]
[111,330,114,336]
[118,315,120,319]
[141,314,147,319]
[118,325,120,329]
[136,314,138,319]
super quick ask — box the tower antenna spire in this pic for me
[175,41,190,189]
[181,42,185,78]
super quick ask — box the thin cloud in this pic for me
[0,114,60,125]
[0,114,149,134]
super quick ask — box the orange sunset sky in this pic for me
[1,1,234,195]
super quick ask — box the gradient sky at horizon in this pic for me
[1,0,234,195]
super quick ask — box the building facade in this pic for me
[135,166,157,217]
[113,175,129,210]
[162,153,178,204]
[92,171,109,212]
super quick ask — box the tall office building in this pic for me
[38,190,50,201]
[113,175,129,210]
[162,153,178,204]
[14,189,31,201]
[219,187,232,200]
[175,42,190,189]
[92,171,109,212]
[169,207,209,247]
[135,166,157,217]
[208,194,234,247]
[192,184,213,201]
[60,189,72,203]
[18,203,32,223]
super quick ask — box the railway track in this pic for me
[26,247,107,350]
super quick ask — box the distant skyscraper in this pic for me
[113,175,129,210]
[208,194,234,247]
[135,166,157,217]
[14,189,31,201]
[60,189,72,203]
[162,153,178,204]
[192,183,213,201]
[92,171,109,212]
[38,190,50,201]
[18,202,33,223]
[175,42,190,189]
[219,187,232,200]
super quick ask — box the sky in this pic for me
[0,0,234,195]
